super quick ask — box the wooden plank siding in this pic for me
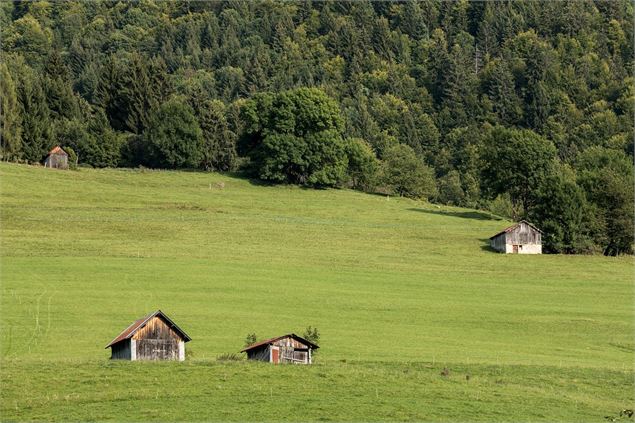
[132,316,182,361]
[272,337,310,364]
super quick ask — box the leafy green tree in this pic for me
[577,147,634,256]
[482,126,557,219]
[256,130,347,186]
[528,166,595,253]
[381,144,437,200]
[142,99,203,169]
[345,138,379,191]
[437,170,465,206]
[242,87,347,186]
[4,14,52,66]
[196,101,237,171]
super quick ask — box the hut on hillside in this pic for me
[241,334,319,364]
[44,146,69,169]
[489,220,542,254]
[105,310,191,361]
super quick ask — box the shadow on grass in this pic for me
[409,208,502,221]
[246,177,335,191]
[246,177,277,187]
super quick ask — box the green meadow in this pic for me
[1,163,633,421]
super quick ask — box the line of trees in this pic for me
[0,1,632,255]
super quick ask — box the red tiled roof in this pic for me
[105,310,191,349]
[240,333,319,353]
[489,220,542,239]
[48,146,68,156]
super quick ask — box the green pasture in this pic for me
[1,163,633,421]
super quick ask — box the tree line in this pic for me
[0,1,633,255]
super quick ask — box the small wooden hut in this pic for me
[241,334,319,364]
[489,220,542,254]
[105,310,191,361]
[44,146,69,169]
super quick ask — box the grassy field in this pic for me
[1,162,633,421]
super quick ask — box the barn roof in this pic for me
[105,310,191,349]
[489,220,543,239]
[240,333,319,352]
[48,146,68,156]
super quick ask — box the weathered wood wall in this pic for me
[132,316,182,361]
[272,337,310,364]
[506,222,541,245]
[44,153,68,169]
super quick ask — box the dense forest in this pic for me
[0,0,633,255]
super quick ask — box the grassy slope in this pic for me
[1,163,633,421]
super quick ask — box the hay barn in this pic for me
[489,220,542,254]
[241,334,319,364]
[44,146,69,169]
[105,310,191,361]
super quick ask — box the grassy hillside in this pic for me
[1,163,633,421]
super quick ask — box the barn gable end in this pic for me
[489,220,542,254]
[44,146,69,170]
[105,310,190,361]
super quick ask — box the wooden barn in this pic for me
[44,146,69,169]
[241,334,319,364]
[489,220,542,254]
[105,310,191,361]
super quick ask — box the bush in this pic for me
[244,333,257,347]
[303,326,320,356]
[63,145,78,170]
[142,98,203,169]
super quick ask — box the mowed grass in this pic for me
[1,163,633,421]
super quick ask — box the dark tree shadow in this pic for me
[408,208,502,221]
[246,177,277,187]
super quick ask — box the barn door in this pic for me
[271,347,279,364]
[137,339,178,360]
[513,245,519,254]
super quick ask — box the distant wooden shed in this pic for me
[489,220,542,254]
[44,146,69,169]
[105,310,191,361]
[241,334,319,364]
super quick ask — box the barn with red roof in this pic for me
[44,146,69,169]
[241,334,319,364]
